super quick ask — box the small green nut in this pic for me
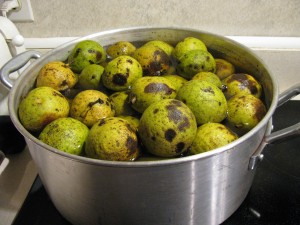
[109,91,137,116]
[192,71,223,89]
[143,40,174,56]
[18,86,70,132]
[68,40,106,73]
[70,90,115,127]
[215,58,235,80]
[138,99,197,157]
[173,37,207,59]
[176,49,216,79]
[78,64,104,90]
[227,94,267,131]
[176,80,227,125]
[102,55,143,91]
[128,76,177,113]
[222,73,263,99]
[85,117,140,161]
[39,117,89,155]
[190,123,238,154]
[106,41,136,58]
[132,45,171,76]
[36,61,78,91]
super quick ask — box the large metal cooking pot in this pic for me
[1,27,300,225]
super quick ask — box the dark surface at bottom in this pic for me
[12,101,300,225]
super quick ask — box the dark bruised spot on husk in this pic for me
[98,119,106,126]
[249,85,258,95]
[228,73,258,95]
[165,128,176,142]
[228,73,248,83]
[170,99,182,107]
[126,59,133,64]
[202,87,215,94]
[153,108,159,114]
[112,73,127,86]
[74,48,81,58]
[153,49,169,64]
[60,80,68,87]
[126,136,138,155]
[52,91,64,98]
[125,123,136,133]
[149,61,164,76]
[166,104,183,124]
[254,101,267,121]
[144,83,174,95]
[178,117,191,131]
[143,49,170,76]
[41,115,57,128]
[88,98,104,107]
[175,142,185,153]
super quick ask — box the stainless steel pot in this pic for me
[1,27,300,225]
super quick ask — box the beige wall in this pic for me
[14,0,300,38]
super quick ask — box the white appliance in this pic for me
[0,16,38,225]
[0,16,25,174]
[0,15,25,115]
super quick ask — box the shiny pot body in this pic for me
[7,27,278,225]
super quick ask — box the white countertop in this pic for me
[0,147,37,225]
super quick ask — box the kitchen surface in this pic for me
[1,0,300,225]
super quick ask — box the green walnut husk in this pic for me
[109,91,138,116]
[215,58,235,80]
[173,37,207,59]
[128,76,177,113]
[36,61,78,91]
[70,90,115,127]
[176,80,227,125]
[18,86,70,132]
[138,99,197,157]
[176,49,216,79]
[192,71,223,89]
[78,64,104,90]
[132,45,171,76]
[190,122,238,154]
[85,117,140,161]
[222,73,262,99]
[106,41,136,58]
[226,94,267,131]
[39,117,89,155]
[68,40,106,73]
[143,40,175,56]
[102,55,143,91]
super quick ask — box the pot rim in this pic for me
[8,26,279,168]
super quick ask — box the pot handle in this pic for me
[248,83,300,170]
[0,50,41,89]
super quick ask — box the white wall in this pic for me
[14,0,300,38]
